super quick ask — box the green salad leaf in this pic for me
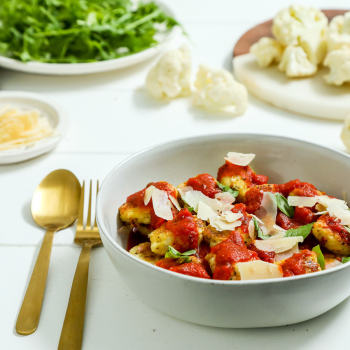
[342,256,350,264]
[165,246,196,263]
[216,181,239,197]
[312,245,325,270]
[252,217,270,240]
[0,0,182,63]
[275,193,294,218]
[284,223,314,240]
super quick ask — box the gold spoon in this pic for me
[16,169,81,336]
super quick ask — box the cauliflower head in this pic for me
[250,37,284,67]
[323,47,350,86]
[328,12,350,51]
[193,65,248,115]
[145,45,191,99]
[278,45,317,77]
[341,115,350,151]
[272,5,328,64]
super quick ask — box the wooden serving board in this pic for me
[232,10,350,120]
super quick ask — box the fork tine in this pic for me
[94,180,99,229]
[77,181,85,228]
[86,180,92,229]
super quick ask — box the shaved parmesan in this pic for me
[215,192,235,205]
[222,212,243,223]
[152,188,173,221]
[327,203,350,225]
[144,185,155,205]
[275,244,299,262]
[255,192,277,234]
[169,195,181,211]
[197,201,218,222]
[248,219,255,239]
[288,196,318,207]
[212,217,242,230]
[325,259,343,270]
[225,152,255,166]
[254,236,303,253]
[251,214,263,224]
[314,211,328,215]
[178,186,193,198]
[237,260,283,280]
[221,203,234,213]
[182,190,222,212]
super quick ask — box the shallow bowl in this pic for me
[96,134,350,328]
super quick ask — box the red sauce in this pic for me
[165,208,199,252]
[197,242,211,274]
[244,187,264,214]
[299,234,321,251]
[247,244,275,263]
[169,263,210,279]
[186,173,221,199]
[126,181,177,230]
[156,258,180,269]
[321,214,350,245]
[280,250,319,277]
[276,180,318,198]
[231,204,250,234]
[226,230,245,247]
[127,228,149,251]
[211,241,259,280]
[217,161,268,188]
[276,207,316,230]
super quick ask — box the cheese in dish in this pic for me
[118,152,349,280]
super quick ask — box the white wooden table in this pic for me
[1,1,350,348]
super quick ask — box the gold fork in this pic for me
[58,180,102,350]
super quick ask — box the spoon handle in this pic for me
[16,229,56,335]
[58,243,93,350]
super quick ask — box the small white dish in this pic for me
[0,1,178,76]
[97,133,350,328]
[0,91,68,164]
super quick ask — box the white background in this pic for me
[1,0,350,349]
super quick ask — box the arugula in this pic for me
[342,257,350,264]
[284,223,314,240]
[252,217,270,240]
[0,0,181,63]
[165,246,196,263]
[312,245,325,270]
[275,193,295,218]
[216,181,239,197]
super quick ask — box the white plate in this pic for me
[0,1,178,76]
[233,53,350,120]
[0,91,68,164]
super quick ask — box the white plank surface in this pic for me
[1,0,350,348]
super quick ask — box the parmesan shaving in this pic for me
[222,212,243,223]
[0,105,53,150]
[213,217,242,230]
[237,260,283,280]
[182,190,222,212]
[197,201,218,222]
[221,204,234,213]
[275,244,299,262]
[317,196,348,210]
[287,196,318,207]
[169,195,181,211]
[215,192,235,205]
[144,185,155,205]
[248,219,255,239]
[254,237,303,253]
[255,192,277,234]
[327,203,350,225]
[178,186,193,198]
[325,259,343,270]
[151,188,173,221]
[225,152,255,166]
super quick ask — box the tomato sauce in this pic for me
[231,204,250,234]
[217,161,268,187]
[186,173,221,198]
[247,244,275,263]
[244,187,264,214]
[169,263,210,279]
[156,258,180,269]
[211,240,259,280]
[276,207,316,230]
[165,208,199,252]
[321,214,350,245]
[276,180,319,198]
[197,242,211,274]
[279,250,319,277]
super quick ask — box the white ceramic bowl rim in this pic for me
[96,133,350,285]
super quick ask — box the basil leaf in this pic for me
[165,246,196,263]
[252,217,270,240]
[344,226,350,234]
[216,181,239,197]
[284,223,314,240]
[312,245,325,270]
[342,257,350,264]
[187,207,195,212]
[275,193,295,218]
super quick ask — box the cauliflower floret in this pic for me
[272,5,328,65]
[278,45,317,77]
[192,65,248,116]
[341,115,350,150]
[250,37,284,67]
[323,47,350,86]
[328,12,350,51]
[145,45,191,99]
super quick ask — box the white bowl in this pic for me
[0,91,68,164]
[96,134,350,328]
[0,1,178,76]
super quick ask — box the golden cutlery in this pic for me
[58,180,102,350]
[16,169,81,335]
